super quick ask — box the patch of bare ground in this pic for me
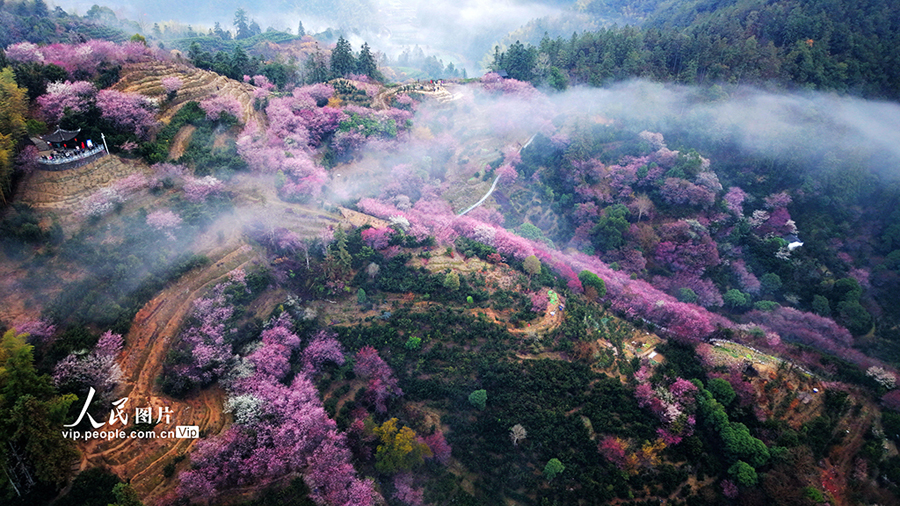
[17,155,151,230]
[0,253,42,324]
[168,124,196,159]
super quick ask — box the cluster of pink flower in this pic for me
[37,80,97,122]
[179,312,379,505]
[182,175,224,202]
[360,226,394,250]
[634,371,698,445]
[98,89,158,138]
[731,260,761,294]
[146,210,182,241]
[481,73,539,97]
[660,177,717,207]
[14,319,56,344]
[161,76,183,94]
[393,473,425,506]
[709,368,757,407]
[37,81,158,139]
[79,173,149,217]
[5,40,155,75]
[199,94,244,122]
[354,345,403,413]
[530,290,549,313]
[236,84,354,201]
[302,330,346,373]
[53,330,123,401]
[723,187,747,217]
[357,196,727,342]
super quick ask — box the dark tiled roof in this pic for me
[41,128,81,143]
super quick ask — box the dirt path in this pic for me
[75,243,256,500]
[168,125,196,160]
[69,173,350,501]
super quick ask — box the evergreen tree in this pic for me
[248,20,261,38]
[233,8,250,39]
[304,50,329,84]
[504,40,536,81]
[297,20,306,37]
[213,22,226,39]
[0,330,79,489]
[356,42,381,81]
[0,68,28,204]
[33,0,49,18]
[330,36,356,78]
[230,45,250,79]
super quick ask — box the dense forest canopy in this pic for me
[492,0,900,98]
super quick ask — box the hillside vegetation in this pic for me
[1,5,900,506]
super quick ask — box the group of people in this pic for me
[421,79,443,92]
[39,140,103,163]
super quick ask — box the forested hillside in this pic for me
[492,0,900,98]
[1,1,900,506]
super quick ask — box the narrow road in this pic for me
[458,174,501,216]
[457,133,536,216]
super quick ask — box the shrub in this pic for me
[468,389,487,410]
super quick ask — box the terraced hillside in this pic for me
[17,155,149,226]
[113,60,264,126]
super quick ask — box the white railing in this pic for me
[37,146,107,170]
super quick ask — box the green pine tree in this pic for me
[331,36,356,78]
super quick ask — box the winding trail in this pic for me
[456,133,536,216]
[75,244,256,501]
[70,171,346,503]
[458,174,501,216]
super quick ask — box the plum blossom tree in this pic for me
[723,187,747,217]
[5,42,45,63]
[161,76,183,94]
[361,227,393,250]
[302,331,346,373]
[660,177,716,207]
[731,260,760,294]
[763,191,791,209]
[79,187,124,217]
[183,175,224,202]
[14,319,56,344]
[235,86,356,201]
[199,94,243,122]
[354,346,403,413]
[165,274,247,389]
[598,436,632,472]
[867,366,897,389]
[424,431,452,464]
[530,291,549,313]
[53,330,123,401]
[95,89,158,139]
[496,163,518,185]
[509,424,527,446]
[7,40,155,77]
[180,311,380,506]
[634,374,697,446]
[654,220,720,277]
[393,473,425,506]
[146,209,182,231]
[37,80,97,122]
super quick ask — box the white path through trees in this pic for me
[457,133,536,216]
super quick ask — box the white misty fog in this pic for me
[51,0,568,72]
